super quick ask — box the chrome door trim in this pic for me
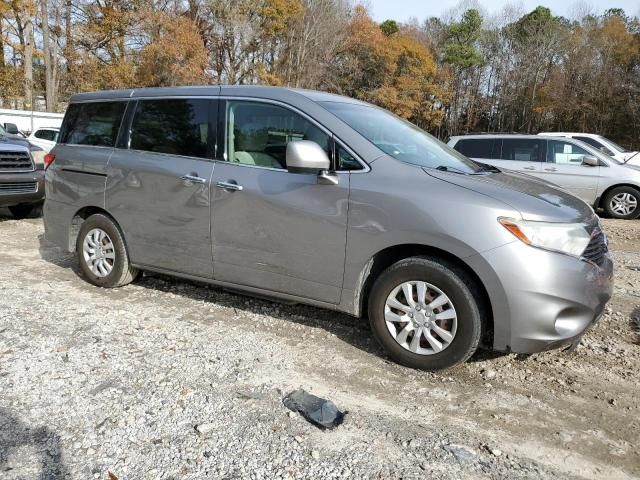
[215,181,243,191]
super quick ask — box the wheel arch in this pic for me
[597,183,640,209]
[355,244,494,348]
[68,206,124,252]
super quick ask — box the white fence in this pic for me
[0,108,64,134]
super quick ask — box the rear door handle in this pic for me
[216,181,243,192]
[544,168,558,172]
[181,174,206,185]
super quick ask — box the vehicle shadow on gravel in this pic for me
[0,408,69,478]
[37,233,502,366]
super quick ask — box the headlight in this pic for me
[499,217,591,257]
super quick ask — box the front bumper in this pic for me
[476,240,613,354]
[0,169,45,208]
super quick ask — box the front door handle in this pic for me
[216,180,243,192]
[181,174,206,185]
[522,166,536,171]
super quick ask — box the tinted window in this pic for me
[226,101,330,169]
[60,102,126,146]
[574,136,613,156]
[321,102,483,174]
[547,140,591,165]
[500,139,542,162]
[337,145,362,171]
[130,99,210,158]
[35,129,57,141]
[454,139,497,159]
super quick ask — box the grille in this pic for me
[582,226,608,266]
[0,151,34,171]
[0,182,38,194]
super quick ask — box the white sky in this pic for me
[367,0,640,22]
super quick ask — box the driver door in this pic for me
[210,99,350,304]
[538,139,600,204]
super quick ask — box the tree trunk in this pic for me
[42,0,56,112]
[24,15,34,111]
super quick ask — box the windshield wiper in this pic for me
[435,165,469,174]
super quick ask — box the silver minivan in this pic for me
[44,86,613,370]
[448,134,640,220]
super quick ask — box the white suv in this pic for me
[448,134,640,219]
[539,132,639,165]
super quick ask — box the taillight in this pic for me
[44,153,56,169]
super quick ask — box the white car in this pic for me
[27,127,60,153]
[539,132,639,165]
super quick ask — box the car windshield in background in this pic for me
[321,102,484,174]
[601,136,629,153]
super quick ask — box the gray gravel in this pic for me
[1,212,639,479]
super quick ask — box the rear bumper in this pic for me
[0,170,45,207]
[474,241,613,354]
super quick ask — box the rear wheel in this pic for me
[76,213,138,287]
[603,186,640,219]
[368,257,483,371]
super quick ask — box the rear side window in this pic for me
[574,136,613,156]
[453,139,497,159]
[500,139,542,162]
[35,129,57,141]
[60,102,126,146]
[130,99,211,158]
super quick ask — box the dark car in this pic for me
[0,125,45,218]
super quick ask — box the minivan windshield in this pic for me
[321,101,485,174]
[599,136,629,153]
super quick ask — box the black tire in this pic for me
[76,213,138,288]
[603,186,640,220]
[368,257,483,371]
[9,203,37,219]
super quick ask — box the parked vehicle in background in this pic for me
[28,127,60,153]
[0,107,64,137]
[44,86,612,370]
[0,142,45,218]
[1,124,46,170]
[539,132,639,165]
[448,134,640,220]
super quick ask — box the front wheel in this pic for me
[368,257,483,371]
[603,186,640,219]
[76,213,139,288]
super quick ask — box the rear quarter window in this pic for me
[60,102,126,147]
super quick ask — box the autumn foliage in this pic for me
[1,1,639,146]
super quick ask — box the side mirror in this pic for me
[582,155,599,167]
[286,140,331,174]
[4,123,20,135]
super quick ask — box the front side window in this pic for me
[225,101,330,170]
[130,99,210,158]
[547,140,591,165]
[453,139,497,159]
[500,139,542,162]
[60,102,126,147]
[321,101,482,173]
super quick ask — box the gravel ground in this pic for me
[1,210,639,479]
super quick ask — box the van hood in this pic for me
[424,168,594,223]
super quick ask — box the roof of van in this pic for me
[69,85,368,106]
[449,134,571,141]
